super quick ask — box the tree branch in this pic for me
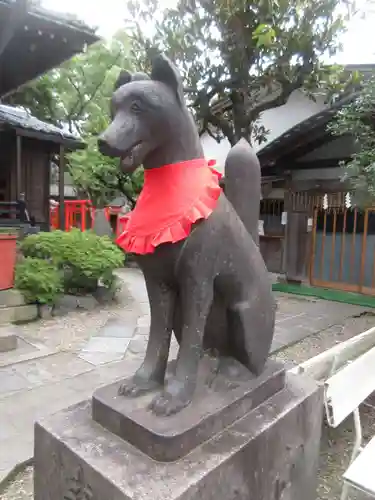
[247,60,314,122]
[248,80,299,119]
[195,89,236,145]
[117,176,136,208]
[206,111,235,145]
[67,75,84,111]
[68,51,123,124]
[189,78,240,109]
[200,118,222,141]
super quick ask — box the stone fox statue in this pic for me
[98,54,276,416]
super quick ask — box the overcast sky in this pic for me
[42,0,375,64]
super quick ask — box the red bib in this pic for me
[116,158,222,255]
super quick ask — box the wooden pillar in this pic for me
[281,184,291,275]
[284,189,309,283]
[59,144,65,230]
[285,212,305,282]
[16,133,22,198]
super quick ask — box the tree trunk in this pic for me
[231,90,252,145]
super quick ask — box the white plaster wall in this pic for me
[202,89,328,173]
[50,171,77,198]
[50,184,77,197]
[259,90,327,144]
[203,136,231,172]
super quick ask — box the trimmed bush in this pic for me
[15,257,63,305]
[19,229,125,295]
[20,230,59,260]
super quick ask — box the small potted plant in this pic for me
[0,228,18,290]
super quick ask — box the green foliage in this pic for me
[4,74,59,124]
[15,258,63,305]
[20,229,125,295]
[4,32,131,133]
[0,227,18,234]
[127,0,356,145]
[67,136,144,207]
[20,231,60,260]
[5,31,144,204]
[329,76,375,207]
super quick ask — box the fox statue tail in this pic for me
[224,138,261,245]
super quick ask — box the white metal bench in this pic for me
[289,326,375,500]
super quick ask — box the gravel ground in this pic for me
[318,407,375,500]
[272,310,375,366]
[13,285,140,354]
[3,306,375,499]
[271,311,375,500]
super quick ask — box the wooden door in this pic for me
[310,207,375,295]
[285,211,309,282]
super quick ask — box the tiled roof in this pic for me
[257,91,361,166]
[0,0,97,34]
[0,104,82,144]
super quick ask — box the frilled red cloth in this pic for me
[116,158,221,255]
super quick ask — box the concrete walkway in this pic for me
[0,268,373,486]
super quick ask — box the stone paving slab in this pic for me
[0,352,93,398]
[79,351,126,366]
[117,268,371,355]
[0,330,56,369]
[82,336,131,353]
[8,353,93,391]
[0,370,31,397]
[0,335,28,360]
[0,354,142,483]
[127,334,148,355]
[270,298,371,353]
[97,317,137,338]
[79,335,132,366]
[0,347,56,369]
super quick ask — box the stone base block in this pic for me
[92,359,285,462]
[0,328,17,352]
[0,289,25,308]
[0,304,38,325]
[34,373,323,500]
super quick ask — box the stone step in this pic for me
[0,289,26,308]
[0,304,38,325]
[0,327,17,352]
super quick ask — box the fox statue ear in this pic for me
[114,70,132,91]
[132,72,150,81]
[114,70,150,91]
[150,53,184,105]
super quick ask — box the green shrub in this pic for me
[0,227,18,235]
[15,257,63,305]
[20,230,60,260]
[19,229,125,294]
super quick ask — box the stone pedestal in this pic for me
[34,368,323,500]
[92,359,286,462]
